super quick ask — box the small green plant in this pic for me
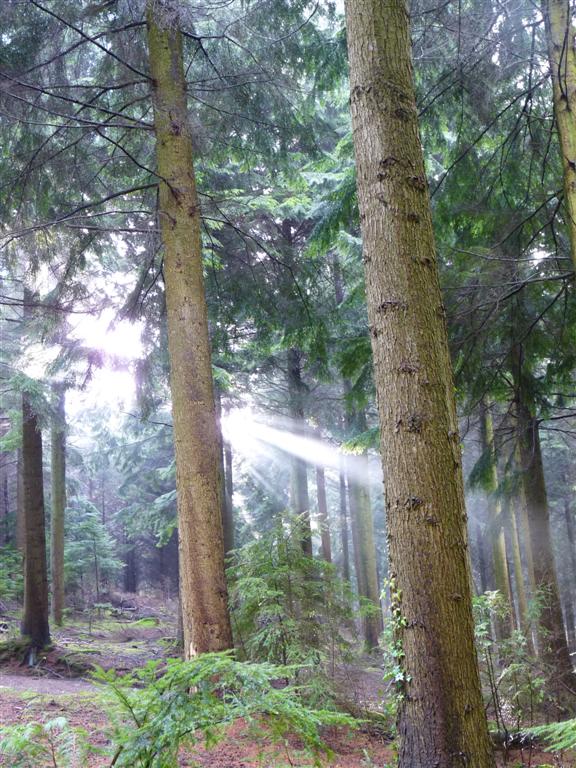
[380,577,407,728]
[0,544,24,603]
[228,516,355,678]
[0,717,93,767]
[0,653,357,768]
[528,718,576,752]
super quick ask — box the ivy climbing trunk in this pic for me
[146,0,233,658]
[50,383,66,626]
[345,1,495,764]
[542,0,576,268]
[21,393,50,649]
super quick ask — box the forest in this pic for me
[0,0,576,766]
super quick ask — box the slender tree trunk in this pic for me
[338,466,351,581]
[315,465,332,562]
[474,519,490,594]
[345,1,494,764]
[479,404,514,637]
[50,384,66,626]
[515,399,574,691]
[506,496,531,648]
[15,448,24,553]
[223,440,235,556]
[348,452,382,649]
[287,348,312,554]
[542,0,576,268]
[124,542,138,594]
[21,394,50,648]
[215,387,234,558]
[146,0,232,657]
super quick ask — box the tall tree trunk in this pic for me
[515,398,574,691]
[315,465,332,562]
[338,466,351,581]
[347,452,383,649]
[215,387,234,558]
[223,439,235,556]
[287,348,312,554]
[479,404,514,638]
[15,448,24,553]
[21,394,50,649]
[345,1,495,764]
[562,494,576,649]
[506,496,532,649]
[474,519,490,595]
[124,540,138,594]
[542,0,576,268]
[50,384,66,626]
[146,1,232,657]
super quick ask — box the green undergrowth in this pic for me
[0,651,358,768]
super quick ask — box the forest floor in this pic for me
[0,595,572,767]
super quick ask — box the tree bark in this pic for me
[146,0,233,657]
[315,465,332,562]
[50,384,66,626]
[345,1,495,764]
[21,394,50,648]
[542,0,576,269]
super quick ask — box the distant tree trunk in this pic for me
[287,348,312,555]
[563,494,576,649]
[124,542,138,594]
[542,0,576,269]
[514,393,574,692]
[50,384,66,626]
[223,440,235,556]
[507,496,532,649]
[215,387,234,558]
[479,404,514,638]
[345,0,495,764]
[21,394,50,649]
[338,466,351,581]
[15,448,24,553]
[347,452,382,649]
[474,519,489,594]
[315,465,332,562]
[146,0,233,657]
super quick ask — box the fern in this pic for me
[529,718,576,752]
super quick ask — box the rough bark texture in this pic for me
[315,465,332,562]
[515,401,575,692]
[479,405,514,638]
[287,348,312,554]
[146,0,233,658]
[345,1,495,764]
[542,0,576,268]
[50,384,66,626]
[21,394,50,648]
